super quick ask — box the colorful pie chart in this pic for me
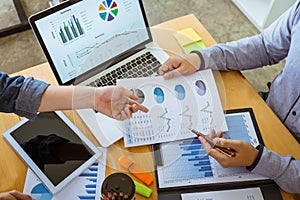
[99,0,119,22]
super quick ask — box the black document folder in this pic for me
[152,108,283,200]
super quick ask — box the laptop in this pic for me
[29,0,169,147]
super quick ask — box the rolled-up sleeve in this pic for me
[0,72,49,120]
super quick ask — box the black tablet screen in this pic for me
[10,112,94,186]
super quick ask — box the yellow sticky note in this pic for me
[173,28,202,46]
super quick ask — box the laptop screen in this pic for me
[32,0,150,84]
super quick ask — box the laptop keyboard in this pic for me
[87,52,161,87]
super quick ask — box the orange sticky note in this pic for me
[119,156,153,186]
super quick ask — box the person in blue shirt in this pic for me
[0,72,148,121]
[0,72,148,200]
[158,0,300,194]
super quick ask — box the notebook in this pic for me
[29,0,169,147]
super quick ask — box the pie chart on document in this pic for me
[195,80,207,96]
[154,87,165,104]
[30,183,53,200]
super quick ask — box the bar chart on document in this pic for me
[156,111,267,189]
[77,163,101,200]
[24,148,106,200]
[181,187,265,200]
[23,162,105,200]
[160,137,214,181]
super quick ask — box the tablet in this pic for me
[152,108,283,200]
[3,111,102,194]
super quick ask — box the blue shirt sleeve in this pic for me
[193,0,300,193]
[0,72,49,120]
[252,147,300,193]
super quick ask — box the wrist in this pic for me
[190,51,204,71]
[73,86,96,110]
[246,145,264,170]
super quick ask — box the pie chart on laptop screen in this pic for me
[98,0,119,22]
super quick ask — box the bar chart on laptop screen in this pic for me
[57,14,85,44]
[50,12,87,45]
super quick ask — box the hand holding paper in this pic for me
[158,53,201,80]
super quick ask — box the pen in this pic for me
[189,128,236,157]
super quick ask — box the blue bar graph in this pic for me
[87,178,97,183]
[158,112,259,188]
[59,14,84,44]
[160,137,214,185]
[79,173,98,177]
[223,115,251,142]
[78,162,99,200]
[86,184,97,188]
[78,196,96,200]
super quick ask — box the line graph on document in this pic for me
[179,105,193,136]
[159,108,171,132]
[199,101,214,132]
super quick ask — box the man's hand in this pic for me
[158,53,201,79]
[198,130,259,168]
[0,190,32,200]
[94,86,148,120]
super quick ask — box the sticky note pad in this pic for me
[173,28,202,46]
[133,180,152,198]
[173,28,206,53]
[182,41,206,53]
[119,156,154,186]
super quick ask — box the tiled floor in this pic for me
[0,0,284,92]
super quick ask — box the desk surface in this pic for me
[0,14,299,200]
